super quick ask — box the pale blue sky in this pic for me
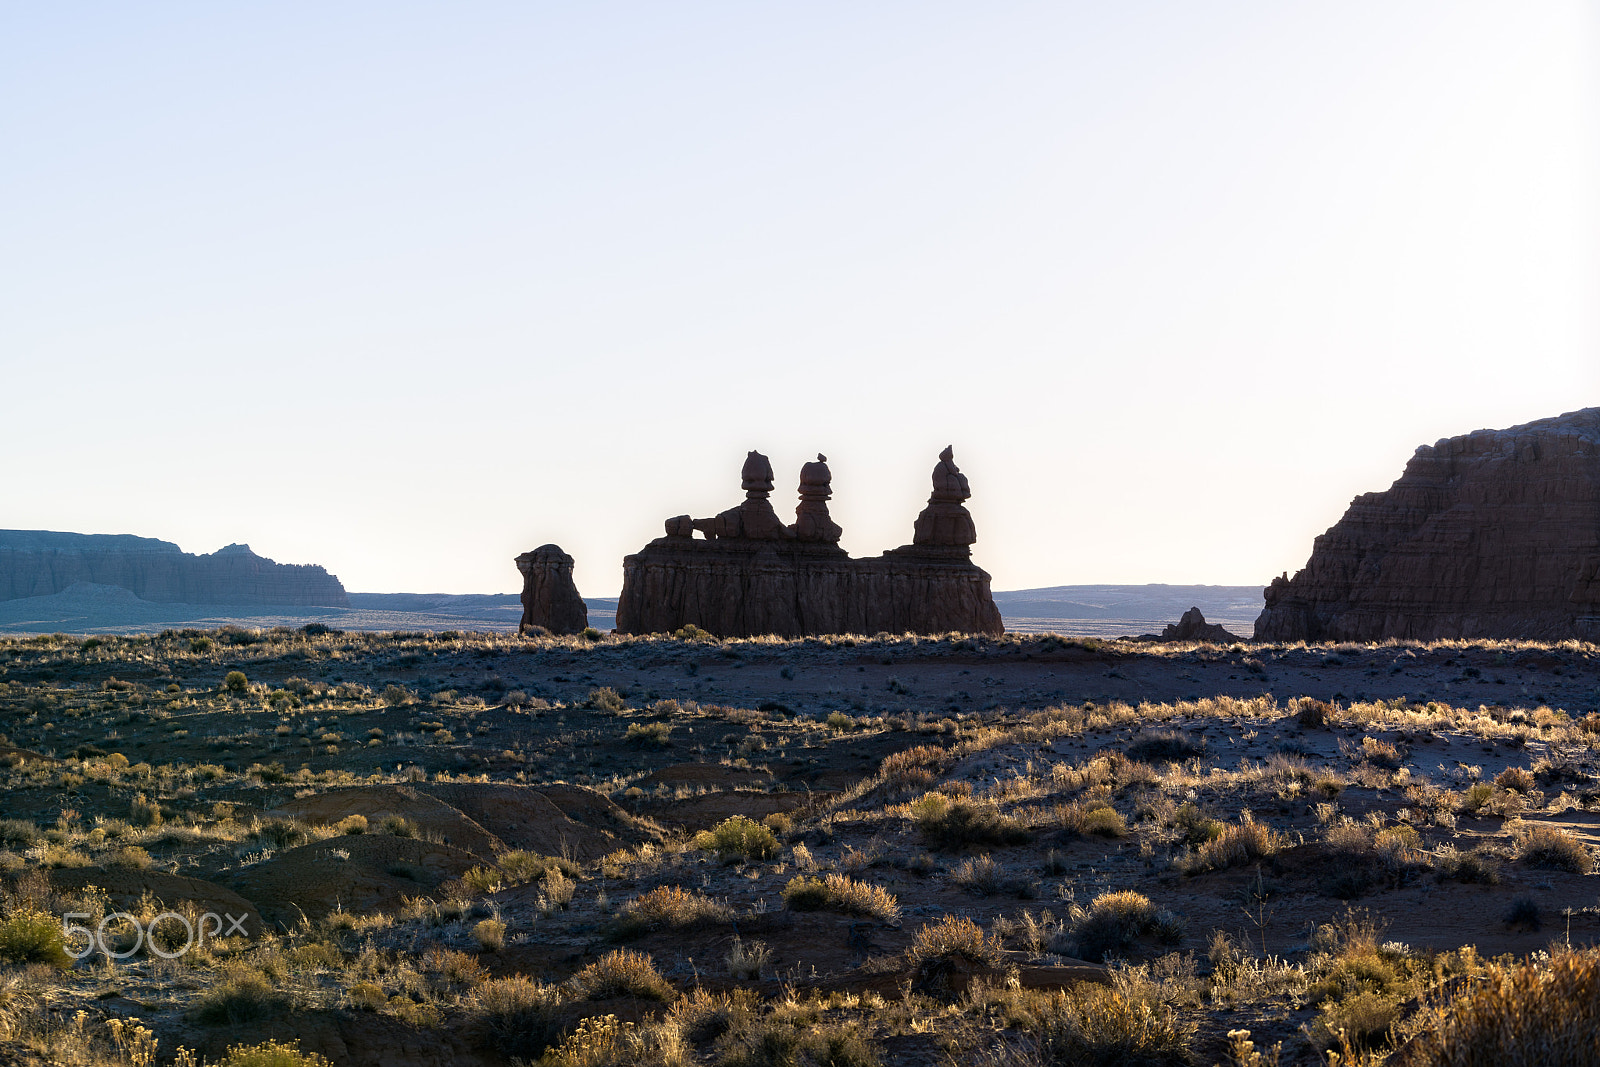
[3,2,1596,597]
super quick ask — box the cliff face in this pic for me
[615,448,1004,638]
[0,531,349,607]
[1255,409,1600,642]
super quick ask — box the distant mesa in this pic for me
[611,446,1004,637]
[0,530,348,607]
[513,544,588,634]
[1256,407,1600,642]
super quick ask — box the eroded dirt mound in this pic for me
[49,867,264,937]
[172,1010,490,1067]
[631,762,775,791]
[643,789,821,830]
[223,834,480,925]
[275,785,505,857]
[421,782,658,859]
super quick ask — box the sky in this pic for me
[3,2,1596,599]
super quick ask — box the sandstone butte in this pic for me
[610,447,1004,638]
[0,530,348,607]
[1255,407,1600,642]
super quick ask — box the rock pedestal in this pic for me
[912,445,979,548]
[617,447,1004,637]
[514,544,588,635]
[1158,607,1240,643]
[1255,408,1600,641]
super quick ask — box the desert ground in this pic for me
[0,626,1597,1066]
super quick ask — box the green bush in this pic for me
[0,907,72,969]
[224,670,249,692]
[694,815,779,861]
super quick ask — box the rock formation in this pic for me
[616,447,1004,637]
[1156,607,1241,643]
[513,544,588,634]
[1255,408,1600,642]
[0,531,348,606]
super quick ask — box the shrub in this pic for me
[570,948,674,1001]
[0,907,72,969]
[911,794,1031,849]
[1433,844,1500,885]
[1125,729,1205,763]
[1063,890,1180,963]
[1516,824,1594,873]
[129,792,162,828]
[0,819,41,847]
[1494,766,1536,793]
[1180,812,1281,874]
[106,846,152,869]
[1169,803,1223,847]
[781,874,901,921]
[224,670,249,692]
[588,687,625,712]
[473,917,507,951]
[950,855,1009,896]
[905,915,1003,992]
[382,685,414,706]
[1458,782,1495,814]
[1059,801,1127,839]
[624,722,671,747]
[694,815,779,862]
[215,1040,331,1067]
[612,886,733,939]
[1402,948,1600,1066]
[1034,984,1194,1067]
[719,1021,880,1067]
[193,965,294,1024]
[826,711,855,732]
[471,976,564,1059]
[1296,699,1332,728]
[1309,990,1402,1052]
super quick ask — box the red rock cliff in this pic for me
[1255,408,1600,642]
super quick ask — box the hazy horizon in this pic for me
[5,3,1596,598]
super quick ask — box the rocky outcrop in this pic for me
[616,447,1005,637]
[1156,607,1241,643]
[0,531,347,606]
[513,544,588,634]
[1255,408,1600,642]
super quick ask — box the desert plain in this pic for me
[0,626,1596,1066]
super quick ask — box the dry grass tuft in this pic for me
[1180,812,1282,874]
[612,885,734,939]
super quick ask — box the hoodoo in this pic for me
[615,447,1004,637]
[1255,408,1600,642]
[514,544,588,634]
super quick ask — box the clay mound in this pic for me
[0,743,57,766]
[644,789,818,831]
[223,833,480,925]
[275,785,504,857]
[631,762,775,791]
[49,867,264,937]
[171,1009,488,1067]
[421,782,658,860]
